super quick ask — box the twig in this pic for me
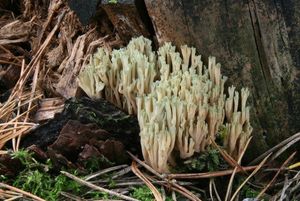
[256,152,296,199]
[0,45,22,63]
[92,176,139,184]
[271,137,300,161]
[0,124,38,149]
[161,186,166,201]
[0,122,37,127]
[153,176,202,201]
[0,9,66,149]
[0,150,8,155]
[209,179,214,201]
[10,9,66,98]
[12,60,25,151]
[250,132,300,165]
[0,59,21,66]
[274,172,300,187]
[290,178,300,194]
[225,137,252,201]
[16,59,41,149]
[0,182,45,201]
[128,152,202,201]
[273,171,300,200]
[210,137,245,173]
[35,0,63,51]
[0,125,32,134]
[61,171,139,201]
[172,191,177,201]
[168,166,258,179]
[0,37,29,45]
[5,195,23,201]
[84,164,128,181]
[111,166,134,180]
[131,161,163,201]
[127,152,162,178]
[0,91,42,121]
[60,191,86,201]
[212,179,222,201]
[229,153,272,201]
[279,174,290,201]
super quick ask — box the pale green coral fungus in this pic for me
[78,36,252,173]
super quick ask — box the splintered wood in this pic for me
[0,0,120,151]
[0,1,73,151]
[34,97,64,122]
[55,32,121,98]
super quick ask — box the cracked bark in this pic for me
[144,0,300,158]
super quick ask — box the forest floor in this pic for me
[0,0,299,200]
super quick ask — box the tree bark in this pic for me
[144,0,300,155]
[101,0,151,43]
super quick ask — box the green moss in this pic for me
[239,184,270,200]
[131,186,154,201]
[108,0,118,3]
[4,149,128,200]
[176,147,228,173]
[83,155,114,172]
[13,170,81,200]
[217,125,228,143]
[11,149,34,166]
[86,191,110,199]
[130,185,173,201]
[4,150,87,200]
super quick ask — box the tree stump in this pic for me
[145,0,300,156]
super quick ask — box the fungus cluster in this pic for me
[78,37,156,114]
[78,36,253,173]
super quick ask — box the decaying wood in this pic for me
[21,97,140,153]
[0,153,22,177]
[1,0,300,199]
[0,6,67,151]
[0,20,33,40]
[0,65,21,90]
[0,0,124,150]
[55,29,99,98]
[34,97,64,121]
[55,31,122,99]
[144,0,300,156]
[48,119,128,168]
[101,0,150,43]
